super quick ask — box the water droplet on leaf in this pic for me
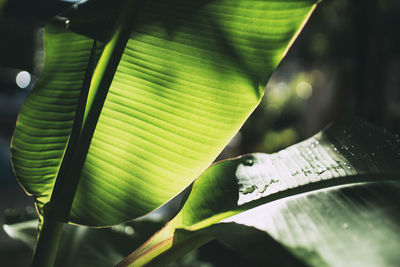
[243,158,254,166]
[240,185,257,194]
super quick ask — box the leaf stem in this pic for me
[30,37,98,267]
[31,206,64,267]
[30,0,140,266]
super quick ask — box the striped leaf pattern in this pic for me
[118,118,400,266]
[11,25,97,218]
[12,0,318,226]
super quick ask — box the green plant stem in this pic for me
[30,1,139,266]
[30,37,96,267]
[31,209,64,267]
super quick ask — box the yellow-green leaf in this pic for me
[11,0,318,227]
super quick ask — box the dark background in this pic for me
[1,0,400,266]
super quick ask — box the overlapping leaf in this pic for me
[11,0,318,226]
[218,181,400,266]
[118,118,400,266]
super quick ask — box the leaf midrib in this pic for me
[181,173,400,232]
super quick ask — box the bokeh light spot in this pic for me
[16,71,31,88]
[296,81,312,100]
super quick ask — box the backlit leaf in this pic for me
[11,0,318,226]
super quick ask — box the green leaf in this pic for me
[11,0,318,227]
[117,118,400,266]
[10,24,100,221]
[216,181,400,267]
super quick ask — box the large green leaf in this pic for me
[11,0,318,226]
[11,24,100,218]
[216,181,400,266]
[117,118,400,266]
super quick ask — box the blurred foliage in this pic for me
[2,207,166,267]
[234,0,400,156]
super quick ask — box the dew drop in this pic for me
[342,223,349,229]
[317,167,327,175]
[292,170,300,176]
[240,185,257,194]
[258,185,269,193]
[302,167,312,175]
[243,158,254,166]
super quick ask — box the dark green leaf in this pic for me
[118,118,400,266]
[217,181,400,267]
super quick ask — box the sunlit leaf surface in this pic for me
[219,181,400,267]
[11,25,98,218]
[118,118,400,266]
[11,0,317,226]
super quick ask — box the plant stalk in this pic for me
[30,1,140,266]
[31,207,64,267]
